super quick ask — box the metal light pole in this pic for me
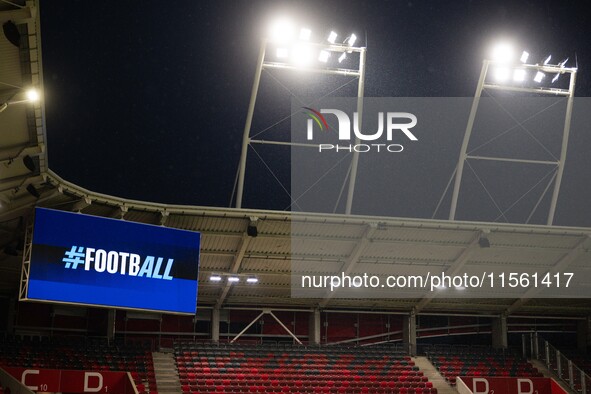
[448,48,577,224]
[449,60,489,220]
[236,39,267,209]
[235,24,366,212]
[345,48,366,215]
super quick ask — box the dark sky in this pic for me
[40,1,591,226]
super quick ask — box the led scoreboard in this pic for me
[21,208,201,314]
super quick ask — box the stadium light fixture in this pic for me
[327,31,337,44]
[318,50,330,63]
[299,28,311,41]
[236,17,367,213]
[292,44,312,66]
[493,67,510,82]
[246,277,259,284]
[513,69,526,82]
[276,48,289,58]
[210,275,222,282]
[228,276,240,283]
[0,88,40,113]
[269,19,294,43]
[26,88,39,102]
[491,42,513,63]
[346,33,357,46]
[449,40,578,225]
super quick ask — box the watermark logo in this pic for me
[303,107,418,152]
[303,107,329,133]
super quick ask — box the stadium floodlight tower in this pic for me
[235,18,366,214]
[448,42,577,225]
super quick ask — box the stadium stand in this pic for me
[174,341,437,393]
[426,345,542,386]
[0,336,156,393]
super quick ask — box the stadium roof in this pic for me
[1,1,590,318]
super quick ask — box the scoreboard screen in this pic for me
[23,208,200,314]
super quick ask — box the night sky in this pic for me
[40,1,591,226]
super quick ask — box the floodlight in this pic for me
[543,55,551,65]
[26,89,39,102]
[318,50,330,63]
[493,67,510,82]
[491,43,513,63]
[246,277,259,284]
[292,45,312,66]
[347,33,357,46]
[520,51,529,63]
[228,276,240,283]
[276,48,289,58]
[269,19,294,43]
[513,69,526,82]
[210,275,222,282]
[338,52,346,63]
[299,28,311,40]
[534,71,545,83]
[327,31,337,44]
[551,73,560,83]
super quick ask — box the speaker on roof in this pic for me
[3,21,20,47]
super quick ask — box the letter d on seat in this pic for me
[517,378,533,394]
[84,372,104,392]
[472,378,489,394]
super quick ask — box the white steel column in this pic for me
[449,60,489,220]
[309,308,321,345]
[236,39,267,208]
[211,307,220,343]
[547,71,577,225]
[345,48,367,215]
[402,310,417,356]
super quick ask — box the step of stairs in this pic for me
[152,351,182,394]
[413,356,458,394]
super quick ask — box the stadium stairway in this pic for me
[153,350,182,394]
[412,357,457,394]
[528,359,578,394]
